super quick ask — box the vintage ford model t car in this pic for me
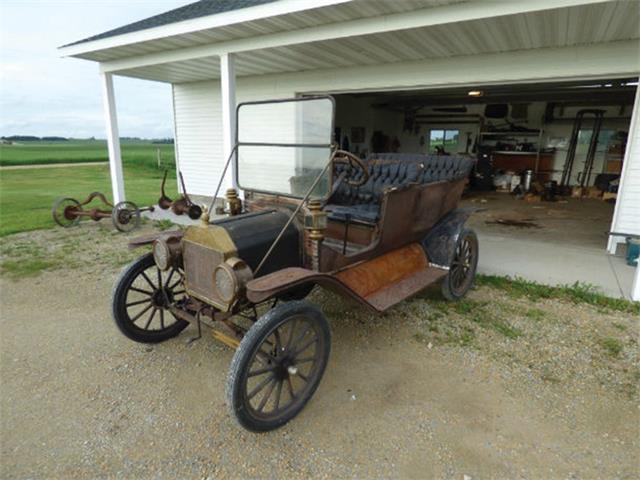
[112,96,477,432]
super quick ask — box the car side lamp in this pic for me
[225,188,242,216]
[304,199,327,271]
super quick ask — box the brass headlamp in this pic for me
[152,237,182,271]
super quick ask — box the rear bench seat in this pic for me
[326,153,473,224]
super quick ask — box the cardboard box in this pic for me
[571,187,583,198]
[586,186,603,199]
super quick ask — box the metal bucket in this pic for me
[523,170,534,192]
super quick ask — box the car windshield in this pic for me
[236,97,334,199]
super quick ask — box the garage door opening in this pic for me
[331,78,637,252]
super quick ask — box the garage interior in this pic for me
[333,78,637,252]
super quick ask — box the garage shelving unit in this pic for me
[478,129,545,174]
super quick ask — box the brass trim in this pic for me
[183,224,237,254]
[183,224,238,310]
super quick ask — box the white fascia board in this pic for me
[99,0,614,74]
[59,0,352,57]
[237,41,640,95]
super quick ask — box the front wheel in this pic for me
[441,228,479,301]
[112,253,189,343]
[226,301,331,432]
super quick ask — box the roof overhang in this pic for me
[58,0,351,58]
[61,0,640,84]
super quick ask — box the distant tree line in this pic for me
[1,136,174,143]
[2,135,69,141]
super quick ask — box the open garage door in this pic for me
[327,78,639,299]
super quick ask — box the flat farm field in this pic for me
[0,139,175,167]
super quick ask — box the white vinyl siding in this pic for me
[610,86,640,239]
[173,81,224,196]
[172,79,297,196]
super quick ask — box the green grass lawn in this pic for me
[0,140,180,236]
[0,139,175,167]
[0,164,179,237]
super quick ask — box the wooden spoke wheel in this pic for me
[51,197,81,227]
[226,301,331,432]
[112,253,188,343]
[441,228,479,301]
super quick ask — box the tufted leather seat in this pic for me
[326,153,473,224]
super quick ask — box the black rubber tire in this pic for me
[441,228,479,301]
[112,253,189,343]
[226,300,331,432]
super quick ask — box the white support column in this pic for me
[220,53,238,194]
[633,263,640,302]
[101,72,125,204]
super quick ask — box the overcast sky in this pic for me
[0,0,193,138]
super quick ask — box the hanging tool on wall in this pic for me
[559,109,605,193]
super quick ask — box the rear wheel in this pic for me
[226,301,331,432]
[112,253,188,343]
[441,228,478,301]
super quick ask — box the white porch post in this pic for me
[633,263,640,301]
[220,53,238,194]
[100,72,125,204]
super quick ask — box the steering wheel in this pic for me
[333,150,370,187]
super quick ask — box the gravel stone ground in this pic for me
[1,223,638,479]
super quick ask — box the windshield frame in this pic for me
[234,95,336,199]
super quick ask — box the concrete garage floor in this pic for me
[462,193,636,300]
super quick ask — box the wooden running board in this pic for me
[364,267,447,311]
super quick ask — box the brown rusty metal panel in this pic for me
[319,178,466,272]
[335,243,427,298]
[325,219,375,246]
[246,267,377,311]
[366,267,447,311]
[247,243,447,313]
[246,268,319,302]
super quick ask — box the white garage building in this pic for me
[60,0,640,299]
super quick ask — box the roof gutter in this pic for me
[58,0,352,58]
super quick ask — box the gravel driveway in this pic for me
[1,225,638,479]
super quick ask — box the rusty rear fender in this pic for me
[420,207,480,267]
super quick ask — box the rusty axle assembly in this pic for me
[51,192,153,232]
[158,170,202,220]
